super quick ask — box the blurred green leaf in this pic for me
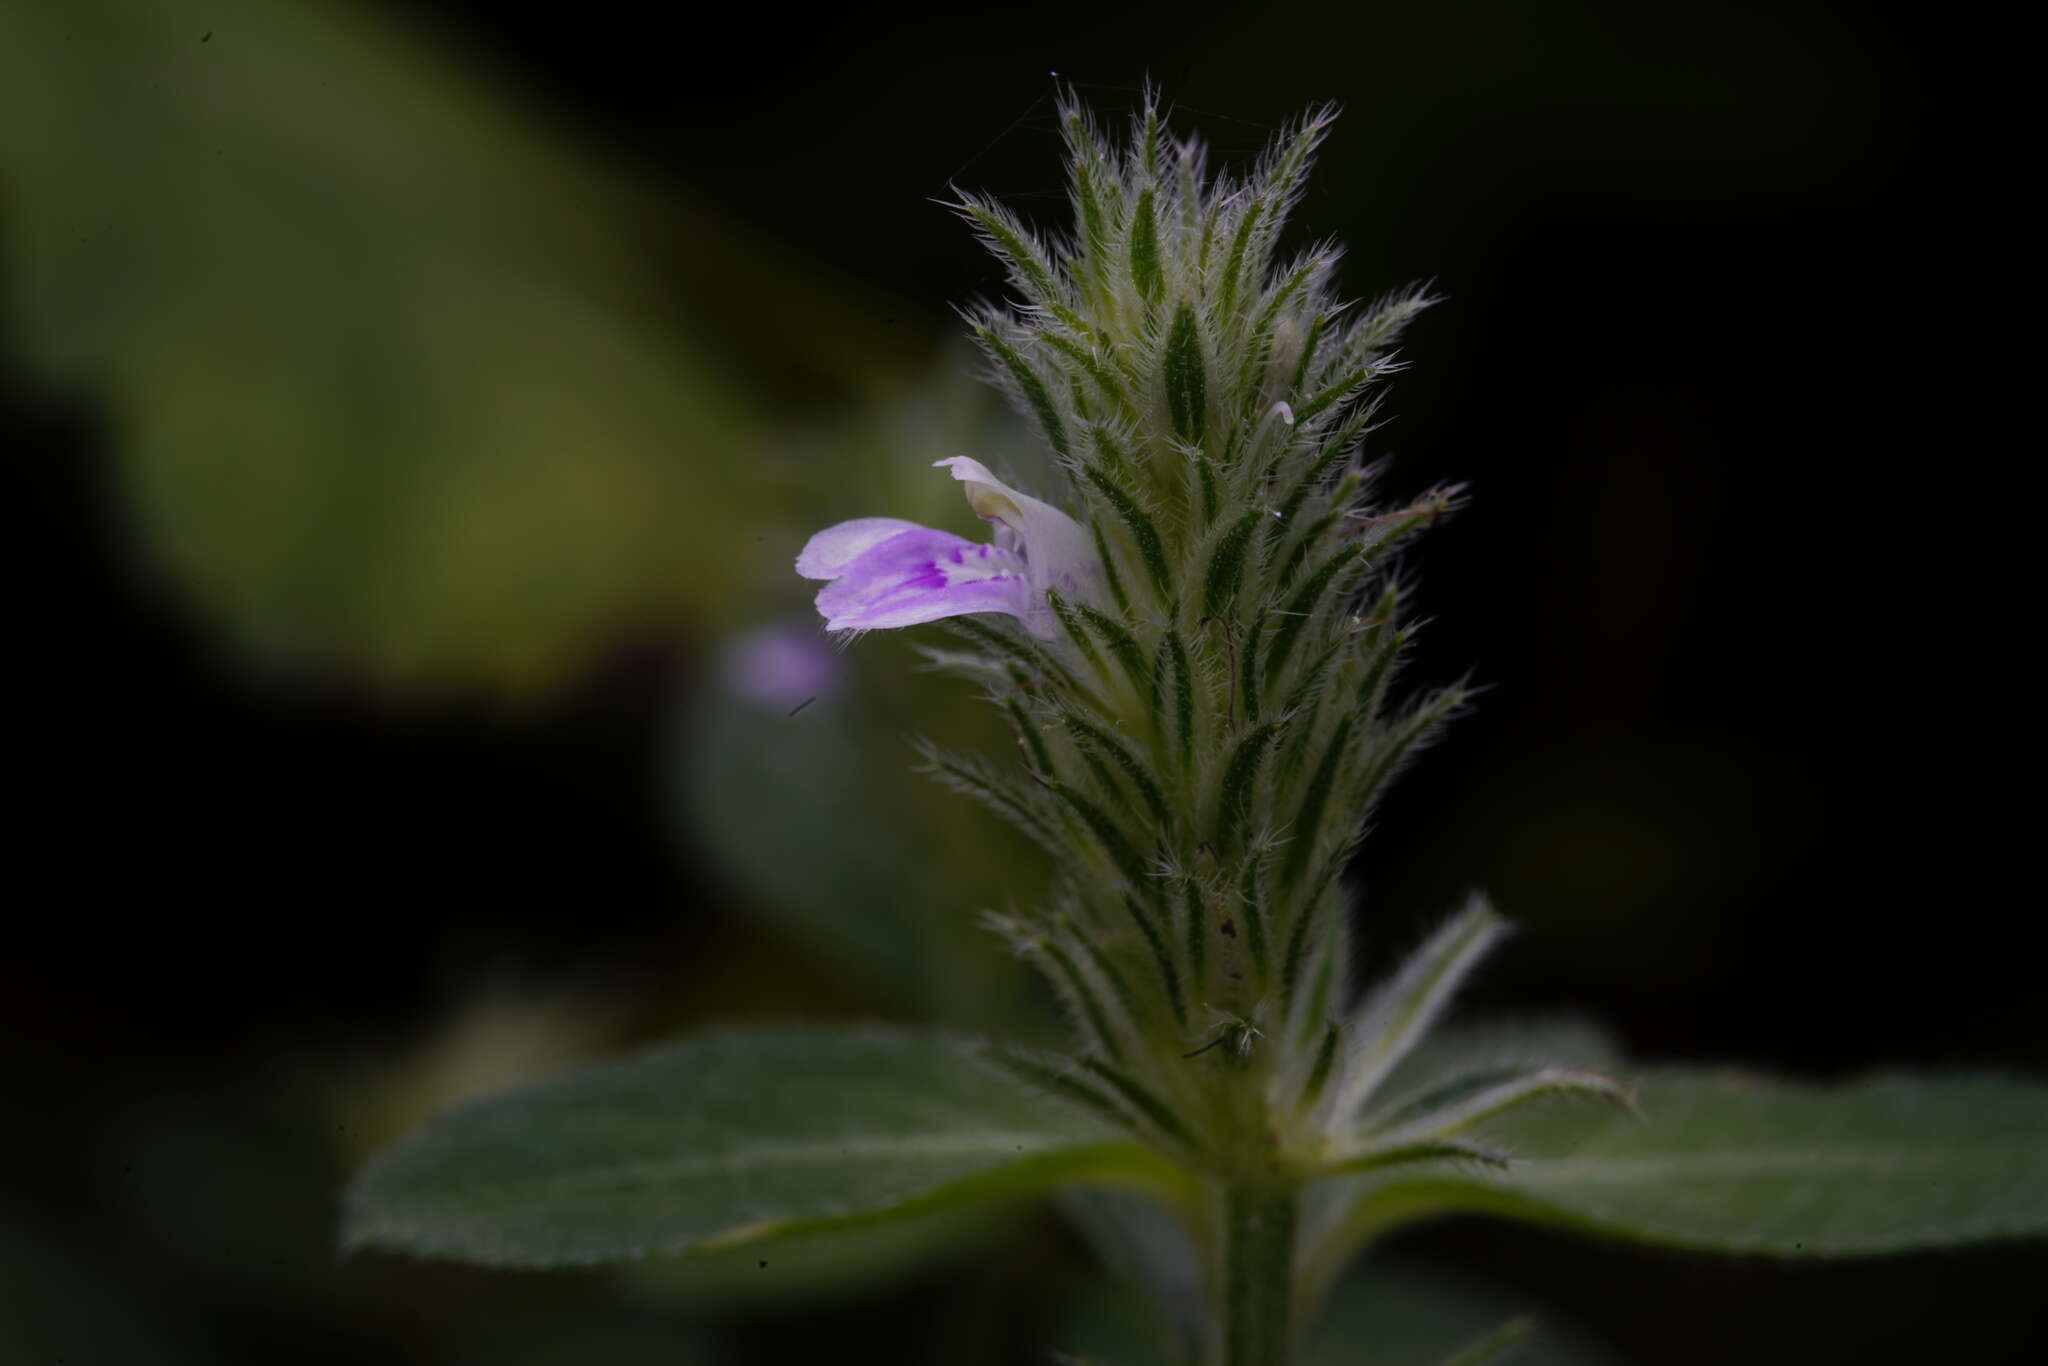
[677,638,1047,1030]
[332,985,624,1161]
[0,0,903,692]
[101,1090,341,1298]
[344,1028,1184,1267]
[454,1302,723,1366]
[1054,1254,1619,1366]
[0,1219,219,1365]
[680,663,947,1012]
[1317,1068,2048,1264]
[1426,1317,1534,1366]
[1301,1261,1618,1366]
[1372,1016,1625,1102]
[1057,1185,1205,1360]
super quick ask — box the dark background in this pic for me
[4,0,2040,1362]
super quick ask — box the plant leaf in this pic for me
[675,666,1040,1031]
[344,1029,1185,1267]
[1357,1066,1633,1150]
[1055,1253,1621,1366]
[1373,1016,1625,1098]
[1429,1316,1535,1366]
[1314,1068,2048,1265]
[0,0,900,693]
[621,1199,1008,1311]
[1300,1258,1623,1366]
[1327,898,1511,1122]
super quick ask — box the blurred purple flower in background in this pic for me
[796,458,1102,639]
[721,623,842,710]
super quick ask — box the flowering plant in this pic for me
[346,91,2048,1365]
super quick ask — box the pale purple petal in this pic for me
[795,517,928,580]
[813,525,1042,634]
[794,463,1107,641]
[935,457,1105,609]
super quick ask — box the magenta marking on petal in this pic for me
[812,525,1034,632]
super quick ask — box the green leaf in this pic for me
[622,1199,1008,1311]
[1217,197,1266,315]
[956,195,1062,300]
[1377,1016,1624,1094]
[1318,1068,2048,1261]
[1328,899,1511,1122]
[1165,302,1207,445]
[1081,461,1173,601]
[1430,1317,1535,1366]
[1160,630,1197,767]
[981,323,1071,458]
[1358,1067,1633,1148]
[1201,510,1263,618]
[1324,1137,1513,1178]
[1300,1257,1623,1366]
[344,1029,1182,1267]
[1078,603,1155,696]
[1055,1254,1620,1366]
[451,1303,722,1366]
[1279,711,1353,888]
[680,682,929,1007]
[0,1223,218,1366]
[676,669,1035,1030]
[1214,719,1284,853]
[1062,712,1171,825]
[1130,187,1163,302]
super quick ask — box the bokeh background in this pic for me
[4,0,2039,1362]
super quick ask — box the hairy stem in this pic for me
[1210,1182,1299,1366]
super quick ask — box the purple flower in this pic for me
[720,624,841,709]
[796,458,1103,640]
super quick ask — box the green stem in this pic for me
[1209,1183,1299,1366]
